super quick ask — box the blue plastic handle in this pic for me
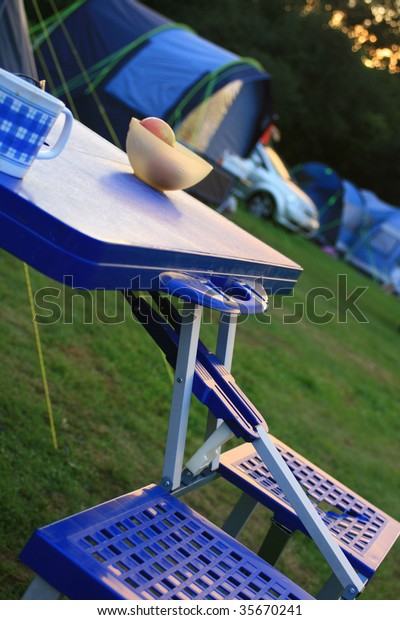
[158,272,269,314]
[159,272,240,314]
[209,276,269,314]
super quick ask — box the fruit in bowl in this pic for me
[126,117,213,191]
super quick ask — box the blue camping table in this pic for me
[1,119,397,601]
[0,117,301,293]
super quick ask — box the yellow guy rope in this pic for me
[24,263,59,450]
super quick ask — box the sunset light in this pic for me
[302,0,400,72]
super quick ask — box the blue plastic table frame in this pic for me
[0,118,302,294]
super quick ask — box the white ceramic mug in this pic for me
[0,68,73,178]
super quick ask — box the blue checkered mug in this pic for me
[0,68,73,178]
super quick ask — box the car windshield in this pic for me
[263,146,291,181]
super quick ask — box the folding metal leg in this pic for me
[318,573,348,600]
[253,425,364,598]
[258,520,293,566]
[204,312,237,457]
[162,302,203,491]
[222,492,258,537]
[215,312,237,371]
[22,575,62,600]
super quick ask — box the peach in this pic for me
[139,117,176,146]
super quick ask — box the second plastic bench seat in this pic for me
[218,436,400,581]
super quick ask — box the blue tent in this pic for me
[337,186,400,287]
[294,164,400,287]
[337,185,396,252]
[336,180,366,253]
[292,162,344,246]
[32,0,273,160]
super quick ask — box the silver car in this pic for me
[221,143,320,234]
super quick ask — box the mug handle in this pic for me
[36,108,73,160]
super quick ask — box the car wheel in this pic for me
[247,192,275,219]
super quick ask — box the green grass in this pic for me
[0,208,399,600]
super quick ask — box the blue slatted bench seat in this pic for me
[20,484,313,600]
[219,437,400,583]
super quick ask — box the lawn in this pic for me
[0,207,399,600]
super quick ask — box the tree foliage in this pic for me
[25,0,400,204]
